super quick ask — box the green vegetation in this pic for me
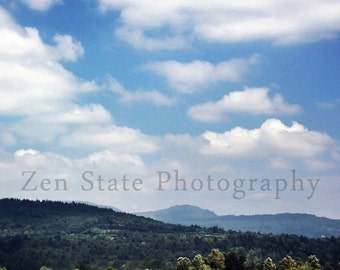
[175,250,324,270]
[0,199,339,270]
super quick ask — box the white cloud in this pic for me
[201,118,335,159]
[0,121,339,216]
[188,87,301,122]
[60,125,159,154]
[145,55,260,93]
[7,104,112,144]
[0,6,163,164]
[116,28,187,50]
[0,10,96,117]
[19,0,62,11]
[0,6,118,147]
[55,104,112,125]
[77,150,146,172]
[52,34,84,62]
[108,77,175,106]
[5,104,111,144]
[98,0,340,49]
[14,148,72,168]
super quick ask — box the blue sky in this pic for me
[0,0,339,218]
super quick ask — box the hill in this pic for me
[137,204,217,222]
[0,198,339,270]
[136,205,340,238]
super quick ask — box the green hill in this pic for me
[0,198,339,270]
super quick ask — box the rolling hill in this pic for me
[136,204,340,238]
[0,199,339,270]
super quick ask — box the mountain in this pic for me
[137,204,217,222]
[136,205,340,238]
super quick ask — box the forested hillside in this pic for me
[0,199,339,270]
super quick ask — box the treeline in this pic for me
[176,248,324,270]
[0,199,339,270]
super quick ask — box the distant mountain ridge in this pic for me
[136,205,340,238]
[73,200,123,212]
[137,204,217,222]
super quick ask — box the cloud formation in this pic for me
[201,118,334,160]
[60,125,159,154]
[99,0,340,49]
[0,5,161,156]
[108,77,175,106]
[145,55,260,93]
[0,8,97,117]
[188,87,301,122]
[0,2,339,217]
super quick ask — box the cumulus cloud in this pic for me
[6,103,110,145]
[9,148,148,180]
[0,6,164,160]
[201,118,334,160]
[0,9,97,117]
[19,0,62,11]
[145,55,260,93]
[77,150,146,172]
[14,148,72,168]
[108,77,175,106]
[98,0,340,49]
[59,125,159,154]
[54,104,112,125]
[188,87,301,122]
[0,6,120,147]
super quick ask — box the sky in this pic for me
[0,0,339,218]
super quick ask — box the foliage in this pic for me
[279,255,297,270]
[192,254,208,270]
[176,250,324,270]
[0,199,339,270]
[263,257,276,270]
[307,255,322,270]
[208,249,225,270]
[177,257,191,270]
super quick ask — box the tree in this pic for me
[244,249,262,270]
[279,255,297,270]
[306,255,321,270]
[193,254,208,270]
[208,248,225,270]
[224,251,246,270]
[177,257,191,270]
[264,257,276,270]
